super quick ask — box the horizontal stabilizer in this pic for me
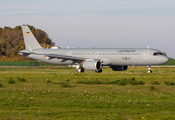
[6,50,31,54]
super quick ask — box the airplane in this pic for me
[16,25,169,73]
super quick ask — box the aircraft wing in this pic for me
[8,50,86,61]
[23,51,86,61]
[45,54,102,62]
[45,54,86,61]
[8,50,100,62]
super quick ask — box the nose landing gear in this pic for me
[148,66,152,73]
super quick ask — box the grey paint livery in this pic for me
[19,25,169,73]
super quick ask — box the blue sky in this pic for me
[0,0,175,58]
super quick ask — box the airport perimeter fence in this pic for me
[0,61,61,67]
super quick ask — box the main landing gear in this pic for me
[148,66,152,73]
[76,65,102,73]
[77,67,84,73]
[95,69,102,73]
[76,65,84,73]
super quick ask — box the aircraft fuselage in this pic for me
[20,48,169,66]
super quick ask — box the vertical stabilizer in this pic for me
[21,25,42,50]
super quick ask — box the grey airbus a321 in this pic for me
[17,25,169,73]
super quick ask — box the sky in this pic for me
[0,0,175,58]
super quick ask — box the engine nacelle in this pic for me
[110,65,128,71]
[83,60,102,71]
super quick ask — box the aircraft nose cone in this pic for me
[161,56,169,64]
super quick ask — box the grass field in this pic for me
[0,59,174,66]
[164,59,175,65]
[0,66,175,119]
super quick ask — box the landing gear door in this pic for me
[143,50,149,59]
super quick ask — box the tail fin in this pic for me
[21,25,42,50]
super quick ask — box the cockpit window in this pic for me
[153,52,164,56]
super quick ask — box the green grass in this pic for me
[0,59,174,67]
[0,66,175,119]
[163,59,175,65]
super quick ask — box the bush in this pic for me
[66,79,70,83]
[117,79,127,85]
[116,78,145,86]
[127,77,136,84]
[91,80,102,84]
[131,77,135,80]
[17,77,26,82]
[0,83,2,87]
[76,80,84,84]
[46,79,52,83]
[106,80,120,84]
[76,80,102,84]
[138,81,145,85]
[77,79,120,84]
[130,80,139,85]
[77,78,144,86]
[164,81,175,86]
[60,79,72,87]
[170,82,175,85]
[8,78,15,84]
[60,83,72,87]
[149,86,156,91]
[151,81,160,85]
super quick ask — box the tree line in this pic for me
[0,25,55,61]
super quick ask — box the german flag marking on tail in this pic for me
[26,32,30,35]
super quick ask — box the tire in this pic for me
[95,69,102,73]
[77,68,82,73]
[81,68,84,72]
[77,68,84,73]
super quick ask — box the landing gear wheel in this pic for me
[95,69,102,73]
[77,68,84,73]
[81,68,84,72]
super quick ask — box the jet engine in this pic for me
[83,60,102,71]
[110,65,128,71]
